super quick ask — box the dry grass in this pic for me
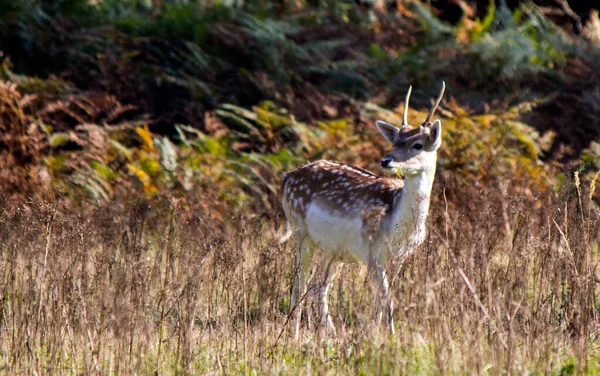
[0,179,599,375]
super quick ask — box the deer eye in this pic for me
[411,143,423,151]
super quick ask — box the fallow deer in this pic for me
[280,82,446,336]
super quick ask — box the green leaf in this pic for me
[90,160,118,180]
[49,133,71,148]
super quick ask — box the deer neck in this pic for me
[388,159,437,254]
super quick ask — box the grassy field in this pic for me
[1,179,599,374]
[1,0,600,374]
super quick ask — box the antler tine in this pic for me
[402,85,412,127]
[424,81,446,125]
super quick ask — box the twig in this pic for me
[37,200,59,326]
[458,267,508,349]
[76,279,100,374]
[556,0,582,34]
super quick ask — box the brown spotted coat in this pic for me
[281,160,404,237]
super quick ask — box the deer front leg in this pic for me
[370,257,395,334]
[318,261,343,335]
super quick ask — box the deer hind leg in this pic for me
[370,258,395,334]
[319,260,343,335]
[292,233,314,339]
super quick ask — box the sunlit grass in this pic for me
[0,182,598,374]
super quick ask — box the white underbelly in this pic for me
[305,203,370,263]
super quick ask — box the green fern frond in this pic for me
[303,59,369,74]
[215,108,266,143]
[184,41,210,71]
[303,38,351,58]
[71,169,111,201]
[410,2,455,39]
[155,136,178,173]
[219,103,270,129]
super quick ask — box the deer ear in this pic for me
[425,119,442,151]
[375,120,399,145]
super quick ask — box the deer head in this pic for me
[376,82,445,176]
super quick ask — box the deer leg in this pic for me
[292,234,313,339]
[370,258,395,334]
[319,261,343,335]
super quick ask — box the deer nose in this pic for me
[381,157,392,168]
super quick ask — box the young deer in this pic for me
[281,82,445,336]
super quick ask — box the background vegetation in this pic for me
[1,0,600,374]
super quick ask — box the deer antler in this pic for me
[402,85,412,127]
[424,81,446,125]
